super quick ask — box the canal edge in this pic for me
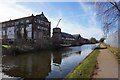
[65,44,100,78]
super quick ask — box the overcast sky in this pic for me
[0,0,104,40]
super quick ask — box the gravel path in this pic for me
[93,43,118,78]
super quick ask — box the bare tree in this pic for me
[94,0,120,37]
[102,23,110,38]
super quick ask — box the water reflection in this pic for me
[2,53,51,78]
[2,44,99,78]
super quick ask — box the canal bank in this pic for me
[66,44,100,79]
[2,43,97,55]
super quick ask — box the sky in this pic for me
[0,0,104,40]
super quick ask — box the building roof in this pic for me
[2,12,49,23]
[36,12,49,22]
[61,32,75,38]
[72,34,81,39]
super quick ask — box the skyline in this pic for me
[0,1,103,40]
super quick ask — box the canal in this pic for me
[2,44,99,79]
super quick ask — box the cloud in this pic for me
[0,0,37,22]
[48,2,103,40]
[0,1,103,40]
[77,2,103,39]
[0,0,37,39]
[80,2,97,26]
[51,18,102,39]
[49,2,103,40]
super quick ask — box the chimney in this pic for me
[42,12,43,14]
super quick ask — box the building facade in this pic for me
[52,27,75,45]
[2,12,51,47]
[52,27,90,46]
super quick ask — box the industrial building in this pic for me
[2,12,51,47]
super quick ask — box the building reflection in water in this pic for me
[2,52,51,78]
[53,52,62,65]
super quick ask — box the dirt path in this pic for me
[93,43,118,78]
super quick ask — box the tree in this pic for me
[90,37,98,43]
[94,1,120,37]
[99,37,105,43]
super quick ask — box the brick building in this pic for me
[52,27,90,46]
[1,12,51,47]
[52,27,75,45]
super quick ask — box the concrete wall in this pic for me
[105,29,120,48]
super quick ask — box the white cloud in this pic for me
[0,0,37,22]
[77,2,103,39]
[0,1,103,40]
[50,18,103,40]
[49,2,103,40]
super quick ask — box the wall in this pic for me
[105,29,120,48]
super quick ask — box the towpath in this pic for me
[93,43,118,78]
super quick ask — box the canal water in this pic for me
[1,44,99,79]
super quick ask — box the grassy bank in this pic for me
[2,45,12,49]
[102,43,120,63]
[66,48,100,79]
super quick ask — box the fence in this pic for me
[105,29,120,48]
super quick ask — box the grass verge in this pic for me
[66,48,100,79]
[102,43,120,63]
[2,45,11,49]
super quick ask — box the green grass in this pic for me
[2,45,11,49]
[66,49,100,79]
[108,46,120,63]
[102,43,120,63]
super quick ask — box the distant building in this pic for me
[72,34,81,40]
[72,34,90,45]
[61,32,75,44]
[52,27,62,44]
[52,27,90,46]
[52,27,75,45]
[72,34,82,45]
[2,12,51,47]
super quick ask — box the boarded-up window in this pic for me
[26,20,30,23]
[7,27,15,39]
[26,24,32,39]
[2,30,5,35]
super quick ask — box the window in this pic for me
[40,21,44,24]
[41,15,44,18]
[21,21,24,24]
[26,24,32,31]
[7,27,15,39]
[26,19,29,23]
[2,24,6,27]
[27,32,32,39]
[7,23,9,26]
[26,24,32,39]
[45,22,49,26]
[37,26,40,29]
[15,21,19,25]
[43,27,48,31]
[47,23,49,26]
[12,22,14,25]
[39,26,48,31]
